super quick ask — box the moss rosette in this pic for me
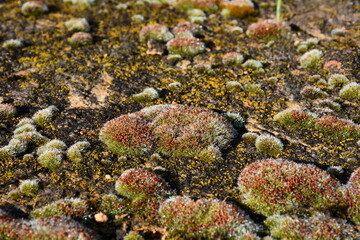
[246,19,290,40]
[158,196,260,239]
[139,24,174,42]
[265,213,360,239]
[166,37,205,57]
[315,116,360,140]
[150,105,236,157]
[170,0,219,12]
[0,214,95,239]
[31,198,89,219]
[344,167,360,225]
[255,134,283,157]
[97,194,129,216]
[100,104,237,158]
[237,159,341,216]
[115,168,170,200]
[273,108,317,129]
[299,49,323,69]
[99,113,154,156]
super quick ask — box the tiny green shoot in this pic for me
[276,0,282,20]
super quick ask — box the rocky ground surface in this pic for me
[0,0,359,239]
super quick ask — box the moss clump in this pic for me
[222,52,244,66]
[115,168,170,200]
[2,39,23,50]
[66,141,90,162]
[265,213,360,239]
[328,74,350,89]
[343,167,360,225]
[299,49,323,69]
[151,104,236,157]
[339,82,360,100]
[328,74,350,90]
[246,19,290,40]
[131,87,159,103]
[64,18,90,33]
[21,1,48,16]
[255,134,283,156]
[0,214,95,239]
[31,198,89,219]
[170,0,218,12]
[115,168,170,216]
[220,0,256,18]
[100,113,154,156]
[97,194,129,216]
[100,104,237,158]
[300,86,328,99]
[124,231,145,240]
[37,148,63,171]
[159,196,260,239]
[19,179,39,197]
[7,189,23,200]
[172,22,202,38]
[315,116,360,140]
[0,103,16,120]
[139,24,174,42]
[242,132,259,145]
[69,32,92,46]
[32,106,58,127]
[226,81,242,92]
[273,108,317,129]
[238,159,342,216]
[166,37,205,57]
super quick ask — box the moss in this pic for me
[246,19,290,40]
[99,113,154,156]
[0,104,16,120]
[37,148,63,171]
[21,1,48,16]
[131,87,159,103]
[19,179,39,197]
[327,74,350,89]
[66,141,90,162]
[32,106,58,127]
[64,18,90,33]
[220,0,256,18]
[166,37,205,57]
[299,49,323,69]
[343,167,360,225]
[226,81,242,93]
[100,104,237,158]
[339,82,360,100]
[273,108,317,129]
[31,198,89,219]
[241,132,259,145]
[97,194,129,216]
[2,39,23,50]
[300,86,328,99]
[115,168,170,200]
[13,124,37,135]
[139,24,174,42]
[223,52,244,66]
[124,231,145,240]
[238,159,342,216]
[69,32,93,46]
[159,196,260,239]
[265,213,360,239]
[7,189,23,200]
[0,214,95,239]
[255,134,283,156]
[314,116,360,140]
